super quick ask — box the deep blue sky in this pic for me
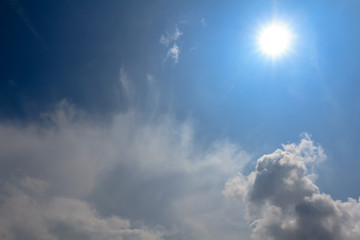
[1,1,360,239]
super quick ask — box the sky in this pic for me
[1,0,360,239]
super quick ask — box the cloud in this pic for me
[119,67,134,101]
[0,177,165,240]
[160,27,183,63]
[201,18,207,27]
[225,135,360,240]
[166,43,180,63]
[0,98,252,239]
[0,99,117,198]
[160,28,183,47]
[5,0,44,43]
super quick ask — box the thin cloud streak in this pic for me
[5,0,44,43]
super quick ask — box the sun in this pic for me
[257,21,293,58]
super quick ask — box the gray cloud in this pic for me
[0,99,116,198]
[0,99,251,239]
[225,135,360,240]
[0,177,165,240]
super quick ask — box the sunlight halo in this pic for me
[257,21,293,58]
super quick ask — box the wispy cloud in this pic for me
[118,66,135,104]
[5,0,44,43]
[160,27,183,63]
[166,43,180,63]
[201,17,207,27]
[0,99,251,239]
[160,27,183,47]
[225,134,360,240]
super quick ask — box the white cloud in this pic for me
[167,43,180,63]
[160,27,183,63]
[225,135,360,240]
[160,27,183,47]
[0,99,252,240]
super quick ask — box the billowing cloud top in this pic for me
[225,135,360,240]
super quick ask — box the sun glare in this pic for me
[258,22,293,58]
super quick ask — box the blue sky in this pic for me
[1,0,360,239]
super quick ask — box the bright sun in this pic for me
[258,22,293,58]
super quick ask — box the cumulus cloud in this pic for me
[0,98,251,239]
[225,135,360,240]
